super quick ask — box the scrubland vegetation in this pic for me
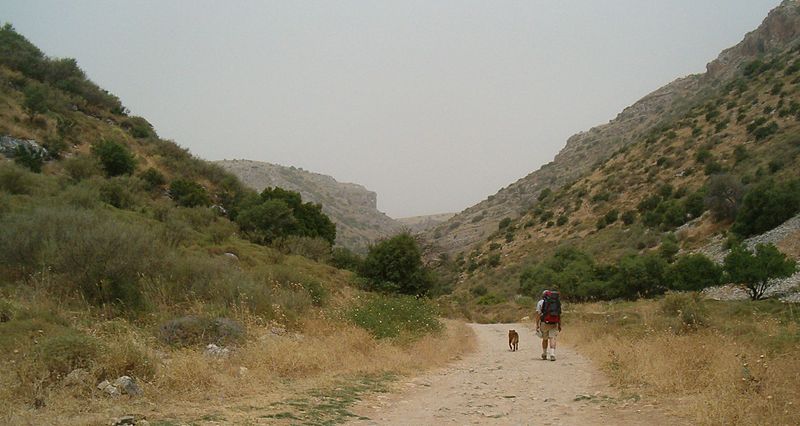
[564,295,800,425]
[0,25,464,424]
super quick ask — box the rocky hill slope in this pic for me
[426,0,800,256]
[396,213,455,234]
[440,0,800,303]
[217,159,401,251]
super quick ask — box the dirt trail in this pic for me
[348,323,684,425]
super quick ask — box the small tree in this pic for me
[91,140,136,176]
[169,179,211,207]
[361,233,433,295]
[732,179,800,237]
[704,174,743,222]
[724,243,796,300]
[13,145,43,173]
[668,254,722,291]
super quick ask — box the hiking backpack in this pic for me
[542,291,561,324]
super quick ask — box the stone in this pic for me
[270,326,287,336]
[99,381,120,397]
[63,368,90,387]
[205,343,230,358]
[238,366,249,377]
[223,252,239,261]
[113,376,143,397]
[0,135,48,158]
[111,415,136,426]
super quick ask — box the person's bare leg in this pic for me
[548,337,557,361]
[541,337,548,359]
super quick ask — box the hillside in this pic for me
[442,1,800,315]
[217,159,401,251]
[426,0,800,255]
[396,212,455,233]
[0,25,461,425]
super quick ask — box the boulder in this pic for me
[0,135,47,158]
[204,343,230,358]
[63,368,91,387]
[113,375,143,397]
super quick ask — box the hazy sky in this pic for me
[0,1,780,217]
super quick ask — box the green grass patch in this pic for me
[261,374,394,425]
[347,294,442,339]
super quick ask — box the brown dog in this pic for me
[508,329,519,351]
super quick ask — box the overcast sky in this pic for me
[0,1,780,217]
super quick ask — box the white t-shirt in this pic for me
[536,299,543,315]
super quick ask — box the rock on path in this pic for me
[348,323,683,425]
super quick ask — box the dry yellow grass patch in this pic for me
[3,318,474,425]
[562,299,800,425]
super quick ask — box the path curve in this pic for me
[348,323,683,425]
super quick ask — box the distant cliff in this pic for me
[216,159,402,251]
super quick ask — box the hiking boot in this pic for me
[549,354,556,361]
[541,353,547,360]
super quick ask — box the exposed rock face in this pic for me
[426,0,800,255]
[217,159,402,252]
[0,135,47,158]
[396,213,455,233]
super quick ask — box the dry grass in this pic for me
[562,298,800,425]
[1,315,474,425]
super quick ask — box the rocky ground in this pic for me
[698,214,800,303]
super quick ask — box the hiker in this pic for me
[535,290,561,361]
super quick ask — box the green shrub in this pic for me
[470,284,488,296]
[0,162,37,194]
[140,167,166,190]
[733,179,800,237]
[274,235,331,262]
[360,233,433,295]
[169,179,211,207]
[99,176,141,209]
[724,243,796,300]
[347,294,441,339]
[668,254,722,291]
[13,145,44,173]
[556,214,569,226]
[36,333,103,377]
[476,293,504,305]
[621,210,637,225]
[91,140,136,177]
[486,253,501,267]
[303,280,329,307]
[498,217,512,229]
[660,292,707,329]
[63,155,102,181]
[158,316,245,347]
[604,209,619,224]
[330,247,363,272]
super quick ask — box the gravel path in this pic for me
[348,323,682,425]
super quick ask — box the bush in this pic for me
[660,292,707,329]
[0,207,160,310]
[732,179,800,237]
[13,145,44,173]
[91,140,136,177]
[705,174,743,221]
[0,162,37,194]
[140,168,166,190]
[158,316,245,347]
[470,284,488,296]
[274,235,331,262]
[668,254,722,291]
[556,214,569,226]
[63,155,102,181]
[36,333,103,377]
[99,176,140,209]
[724,243,796,300]
[604,209,619,225]
[169,178,211,207]
[498,217,512,229]
[476,293,504,305]
[330,247,363,272]
[360,233,434,295]
[347,294,441,339]
[621,210,637,225]
[486,253,501,267]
